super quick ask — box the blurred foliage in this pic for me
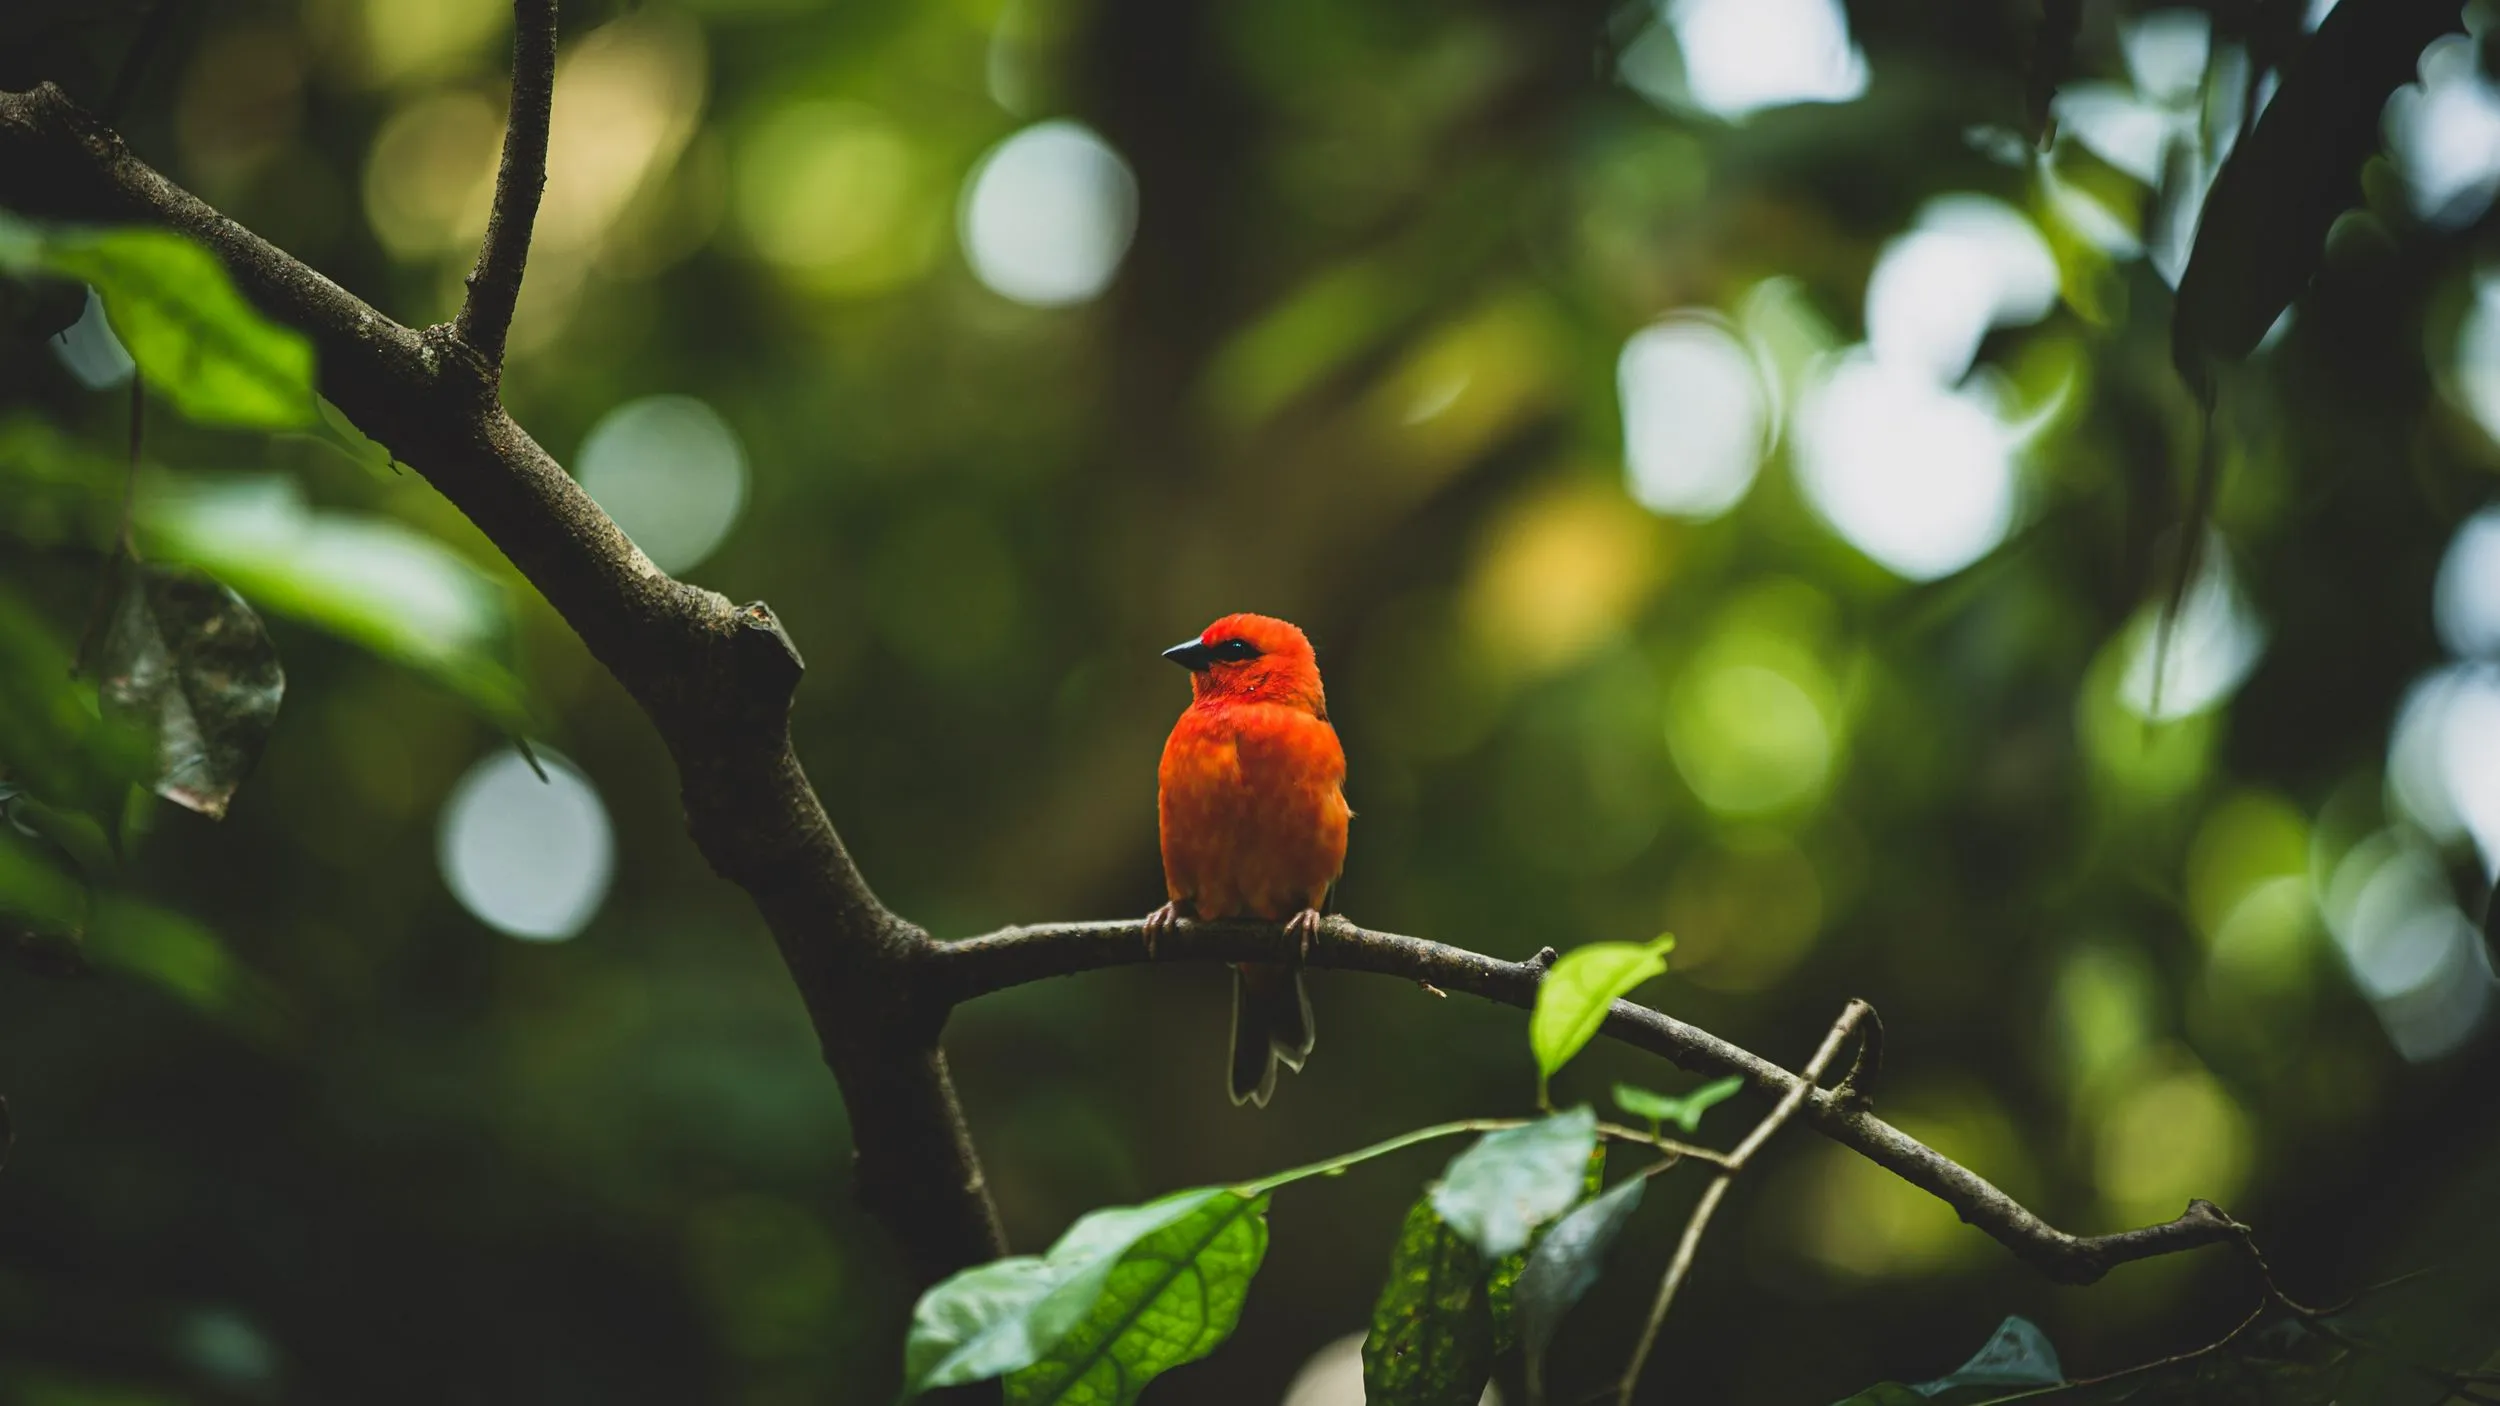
[6,0,2500,1402]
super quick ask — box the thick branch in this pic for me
[0,81,1004,1284]
[929,918,2242,1286]
[454,0,558,371]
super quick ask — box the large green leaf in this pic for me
[1004,1190,1270,1405]
[1529,936,1672,1093]
[0,216,317,430]
[1511,1174,1646,1394]
[1612,1076,1744,1134]
[903,1188,1235,1396]
[1430,1107,1597,1259]
[0,586,153,821]
[1362,1191,1496,1406]
[84,891,281,1034]
[140,476,529,731]
[97,565,284,820]
[2170,0,2466,390]
[1486,1141,1605,1358]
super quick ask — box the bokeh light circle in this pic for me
[959,120,1138,307]
[575,394,749,575]
[1617,314,1770,520]
[1792,353,2017,581]
[437,748,614,942]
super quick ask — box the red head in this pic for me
[1162,613,1327,715]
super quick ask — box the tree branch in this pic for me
[454,0,557,371]
[0,81,1005,1285]
[927,918,2243,1286]
[1617,1000,1866,1405]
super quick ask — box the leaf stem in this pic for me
[1236,1115,1727,1197]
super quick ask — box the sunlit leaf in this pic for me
[903,1189,1231,1396]
[1430,1107,1597,1259]
[1530,936,1673,1092]
[1613,1075,1744,1133]
[1004,1190,1269,1405]
[1512,1174,1646,1393]
[26,225,317,429]
[97,565,284,820]
[1363,1190,1496,1406]
[140,475,529,731]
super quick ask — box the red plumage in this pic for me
[1152,613,1349,1106]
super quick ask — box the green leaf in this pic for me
[1512,1174,1646,1395]
[84,891,282,1034]
[97,565,284,820]
[0,585,154,821]
[1910,1316,2062,1397]
[1612,1075,1744,1134]
[903,1188,1232,1396]
[31,226,317,429]
[1362,1191,1496,1406]
[1486,1141,1604,1357]
[139,475,530,731]
[1004,1190,1270,1406]
[1530,935,1673,1093]
[2170,0,2466,391]
[1430,1107,1598,1259]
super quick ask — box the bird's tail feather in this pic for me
[1228,963,1315,1108]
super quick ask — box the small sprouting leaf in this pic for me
[1911,1316,2063,1396]
[1363,1191,1496,1406]
[31,226,317,429]
[141,475,530,732]
[1004,1191,1270,1406]
[98,565,284,820]
[1513,1174,1646,1395]
[903,1189,1230,1396]
[1530,936,1673,1092]
[314,396,399,474]
[1430,1107,1598,1259]
[1612,1075,1745,1134]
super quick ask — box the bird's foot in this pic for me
[1142,902,1181,959]
[1284,908,1326,965]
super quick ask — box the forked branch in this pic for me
[453,0,559,371]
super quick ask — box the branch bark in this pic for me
[0,80,1005,1285]
[454,0,558,372]
[928,918,2243,1286]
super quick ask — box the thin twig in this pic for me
[453,0,558,372]
[100,0,177,126]
[1615,1000,1869,1406]
[932,918,2241,1285]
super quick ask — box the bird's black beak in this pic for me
[1162,638,1217,671]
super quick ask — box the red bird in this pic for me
[1147,613,1351,1107]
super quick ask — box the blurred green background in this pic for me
[7,0,2500,1400]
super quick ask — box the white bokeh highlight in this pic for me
[2118,540,2268,722]
[1618,315,1771,520]
[575,395,749,575]
[2387,664,2500,879]
[2387,35,2500,227]
[1626,0,1868,122]
[1792,353,2019,581]
[2319,828,2497,1061]
[438,748,615,942]
[959,120,1139,307]
[2436,507,2500,658]
[1865,196,2059,386]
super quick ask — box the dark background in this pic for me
[5,0,2500,1401]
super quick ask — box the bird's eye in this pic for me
[1209,638,1261,662]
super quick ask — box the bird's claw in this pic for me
[1284,908,1325,965]
[1142,902,1181,959]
